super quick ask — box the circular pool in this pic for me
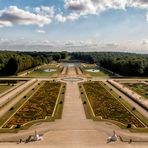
[86,69,100,72]
[43,69,57,72]
[62,77,82,81]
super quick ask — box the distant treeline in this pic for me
[0,51,67,76]
[1,51,148,76]
[70,52,148,76]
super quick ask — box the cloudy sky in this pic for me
[1,0,148,53]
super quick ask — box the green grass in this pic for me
[54,84,66,119]
[0,85,12,93]
[26,66,61,77]
[18,64,60,77]
[81,67,110,77]
[2,82,62,129]
[26,70,55,77]
[78,85,93,119]
[123,83,148,99]
[82,81,146,128]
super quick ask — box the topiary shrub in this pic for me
[83,101,86,104]
[9,107,14,111]
[127,124,132,128]
[15,124,21,128]
[59,101,63,104]
[132,107,136,111]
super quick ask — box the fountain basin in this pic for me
[43,69,57,72]
[86,69,100,73]
[62,77,82,81]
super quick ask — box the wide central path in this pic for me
[37,66,108,146]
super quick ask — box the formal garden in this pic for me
[80,64,111,77]
[23,64,61,77]
[2,81,64,128]
[81,81,147,129]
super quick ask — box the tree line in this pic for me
[1,50,148,76]
[0,51,67,76]
[70,52,148,76]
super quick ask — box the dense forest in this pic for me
[70,52,148,76]
[0,50,148,76]
[0,51,67,76]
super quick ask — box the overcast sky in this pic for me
[1,0,148,53]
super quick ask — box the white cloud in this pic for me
[55,12,80,22]
[33,6,55,17]
[36,29,45,33]
[0,20,12,28]
[142,39,148,45]
[66,12,80,21]
[0,6,51,27]
[55,14,67,22]
[0,39,148,53]
[1,1,148,27]
[128,0,148,9]
[64,0,128,16]
[64,0,148,20]
[105,42,119,48]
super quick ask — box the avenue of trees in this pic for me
[0,51,67,75]
[70,52,148,76]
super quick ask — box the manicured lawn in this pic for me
[83,82,145,128]
[81,67,110,77]
[123,83,148,99]
[26,69,56,77]
[23,64,60,77]
[3,82,62,128]
[85,69,109,77]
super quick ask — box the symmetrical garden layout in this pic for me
[81,81,147,129]
[2,81,63,128]
[0,63,147,134]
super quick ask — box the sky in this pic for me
[0,0,148,53]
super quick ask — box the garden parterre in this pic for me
[83,81,145,128]
[3,81,61,128]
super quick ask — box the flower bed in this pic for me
[83,81,145,128]
[3,82,61,128]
